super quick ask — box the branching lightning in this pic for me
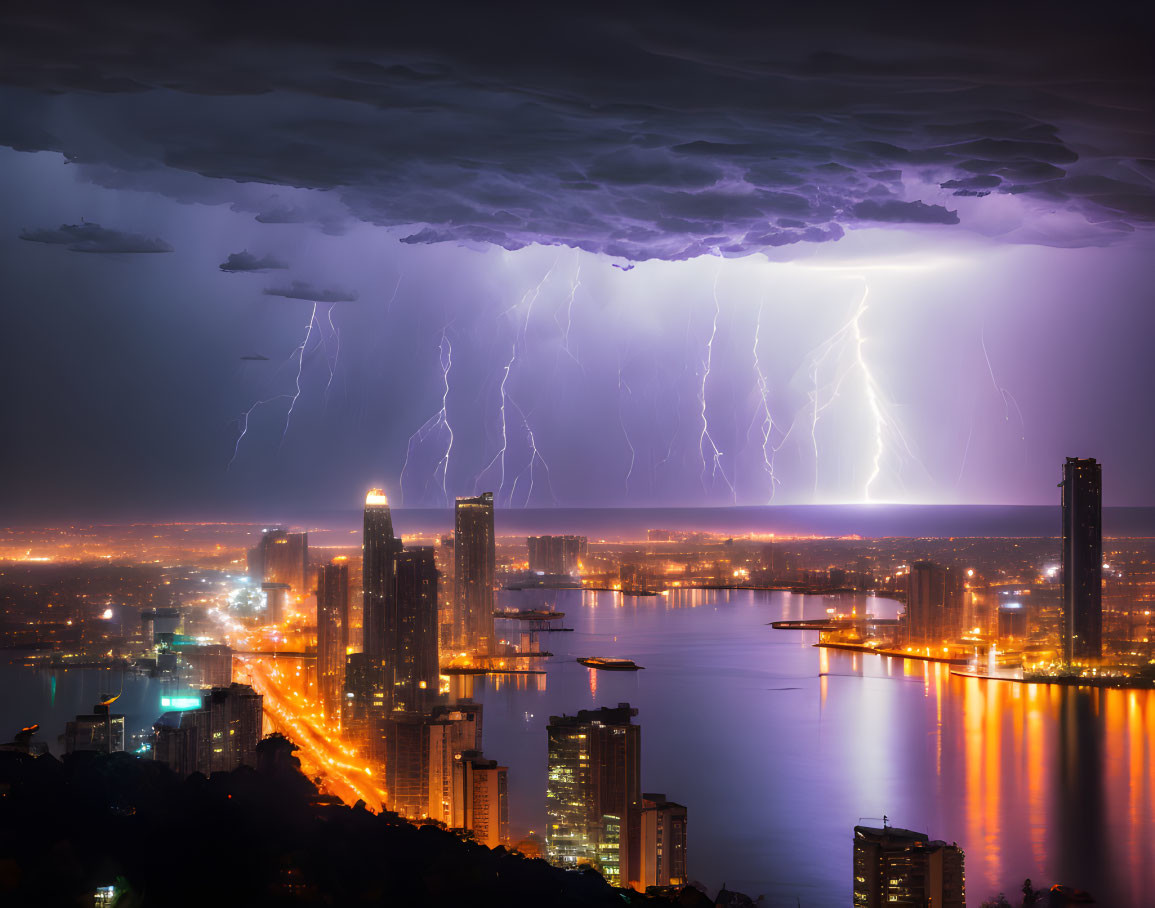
[618,362,637,496]
[400,332,456,505]
[698,271,735,501]
[280,303,319,445]
[745,299,778,501]
[981,324,1027,448]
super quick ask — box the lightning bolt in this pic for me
[698,271,735,501]
[557,251,583,370]
[477,340,516,497]
[478,264,557,502]
[618,363,636,496]
[981,324,1027,451]
[280,302,319,445]
[746,299,778,501]
[400,332,456,506]
[324,304,340,396]
[228,394,291,469]
[773,279,920,502]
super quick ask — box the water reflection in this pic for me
[473,588,1155,906]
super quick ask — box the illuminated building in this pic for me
[152,683,263,776]
[363,489,402,665]
[527,535,587,575]
[853,824,965,908]
[180,643,233,688]
[428,701,484,824]
[391,546,439,712]
[261,582,289,624]
[342,652,386,759]
[1061,457,1103,662]
[639,794,687,889]
[451,750,508,848]
[383,711,435,819]
[454,493,495,652]
[546,703,641,888]
[255,528,308,597]
[317,560,350,724]
[903,562,964,644]
[63,696,125,754]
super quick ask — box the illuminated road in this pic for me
[211,608,387,812]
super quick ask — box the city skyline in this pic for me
[1,2,1152,906]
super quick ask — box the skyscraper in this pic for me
[853,824,965,908]
[427,701,484,824]
[316,559,350,725]
[451,750,509,848]
[152,683,264,777]
[528,535,587,574]
[255,528,308,598]
[1061,457,1103,663]
[454,493,495,652]
[639,794,688,889]
[546,703,641,888]
[362,489,402,665]
[63,695,125,755]
[391,546,439,712]
[903,562,964,644]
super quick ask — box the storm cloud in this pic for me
[220,251,288,272]
[263,280,359,303]
[19,222,172,254]
[0,2,1150,260]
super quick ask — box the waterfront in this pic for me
[472,588,1154,906]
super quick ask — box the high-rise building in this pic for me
[317,560,350,724]
[639,793,687,889]
[152,683,263,776]
[451,750,509,848]
[527,535,587,575]
[261,583,290,625]
[362,489,402,665]
[1061,457,1103,663]
[383,711,434,819]
[546,703,641,888]
[903,562,964,644]
[255,528,308,598]
[454,493,495,652]
[427,701,484,824]
[342,652,387,760]
[391,547,439,712]
[853,824,965,908]
[63,696,125,754]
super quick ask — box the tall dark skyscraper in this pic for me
[1061,457,1103,663]
[546,703,642,888]
[316,559,350,725]
[454,492,496,652]
[391,546,439,711]
[362,489,401,663]
[853,824,965,908]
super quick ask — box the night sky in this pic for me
[1,1,1152,518]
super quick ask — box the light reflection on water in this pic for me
[474,587,1154,906]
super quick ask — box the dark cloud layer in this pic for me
[19,222,172,254]
[0,1,1151,260]
[264,280,358,303]
[220,251,288,272]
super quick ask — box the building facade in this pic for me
[451,750,509,848]
[254,528,308,598]
[391,547,439,712]
[527,535,587,575]
[317,560,350,725]
[454,493,496,652]
[152,683,264,777]
[546,703,641,888]
[903,562,964,645]
[1061,457,1103,663]
[639,793,687,889]
[853,824,965,908]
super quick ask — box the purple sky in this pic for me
[0,2,1152,517]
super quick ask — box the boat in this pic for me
[492,609,566,620]
[578,657,644,671]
